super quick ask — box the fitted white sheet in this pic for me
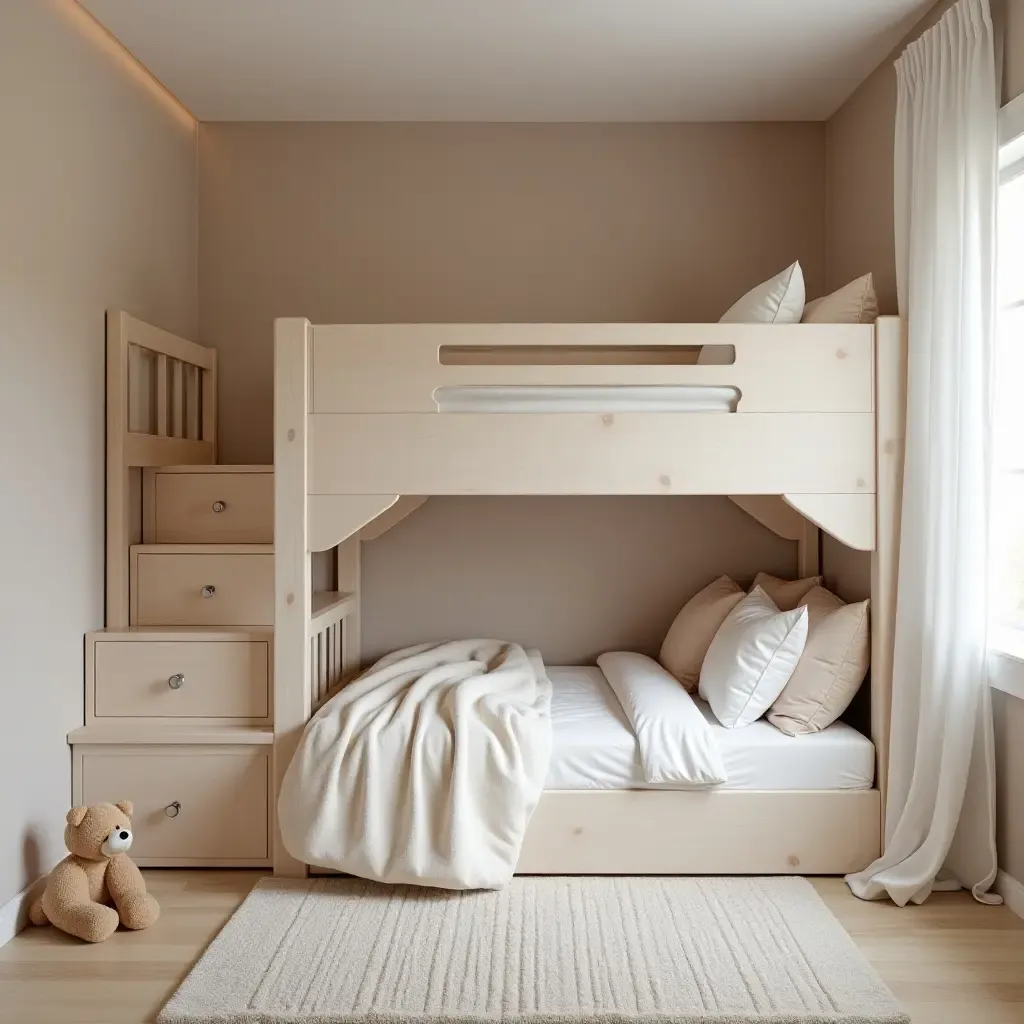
[545,666,874,791]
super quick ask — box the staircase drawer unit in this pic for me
[145,466,273,544]
[88,631,270,724]
[130,546,274,627]
[72,740,271,867]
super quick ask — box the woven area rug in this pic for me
[159,876,908,1024]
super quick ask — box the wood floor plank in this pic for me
[0,871,1021,1023]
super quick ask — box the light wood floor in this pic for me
[0,872,1023,1023]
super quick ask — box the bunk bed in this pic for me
[272,317,905,879]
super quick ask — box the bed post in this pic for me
[336,537,361,678]
[871,316,906,844]
[274,317,313,877]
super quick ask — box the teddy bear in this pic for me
[28,801,159,943]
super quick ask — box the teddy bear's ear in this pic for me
[66,806,88,827]
[115,800,133,819]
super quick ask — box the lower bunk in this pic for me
[290,653,881,881]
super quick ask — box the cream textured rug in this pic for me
[159,876,908,1024]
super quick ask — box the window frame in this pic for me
[990,91,1024,699]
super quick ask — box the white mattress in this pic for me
[545,666,875,791]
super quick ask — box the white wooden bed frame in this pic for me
[273,317,905,878]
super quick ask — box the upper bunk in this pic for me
[274,317,904,556]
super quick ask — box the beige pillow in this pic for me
[659,575,744,692]
[768,586,870,736]
[751,572,823,611]
[802,273,878,324]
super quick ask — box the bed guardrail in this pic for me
[308,590,357,710]
[110,310,217,466]
[307,323,874,415]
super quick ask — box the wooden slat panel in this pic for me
[122,311,216,370]
[172,359,185,439]
[187,364,201,440]
[156,353,169,437]
[309,413,875,497]
[311,323,874,414]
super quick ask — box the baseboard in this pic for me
[0,877,45,948]
[997,870,1024,920]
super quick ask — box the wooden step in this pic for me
[68,724,273,745]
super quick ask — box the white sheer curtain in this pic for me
[846,0,1001,907]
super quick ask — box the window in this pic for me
[992,94,1024,688]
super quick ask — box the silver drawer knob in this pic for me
[165,801,181,818]
[212,500,226,513]
[167,673,185,690]
[201,585,216,599]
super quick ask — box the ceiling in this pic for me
[81,0,935,123]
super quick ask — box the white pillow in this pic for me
[598,652,727,787]
[802,273,878,324]
[718,261,805,325]
[698,261,806,364]
[698,586,809,728]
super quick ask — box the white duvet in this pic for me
[279,645,725,890]
[278,639,552,889]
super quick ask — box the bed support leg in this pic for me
[274,318,313,878]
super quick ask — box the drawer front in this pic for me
[94,641,269,719]
[135,553,273,626]
[78,747,269,862]
[154,472,273,544]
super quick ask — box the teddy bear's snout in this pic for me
[100,827,133,857]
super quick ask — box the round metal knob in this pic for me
[201,585,216,599]
[165,801,181,818]
[167,673,185,690]
[211,500,226,513]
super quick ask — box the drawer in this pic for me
[132,548,273,626]
[93,641,269,719]
[149,469,273,544]
[76,746,269,864]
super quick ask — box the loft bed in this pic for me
[272,316,905,879]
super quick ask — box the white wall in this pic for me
[0,0,197,912]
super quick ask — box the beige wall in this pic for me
[199,120,826,465]
[0,0,197,911]
[1004,0,1024,102]
[362,497,797,665]
[824,0,1020,312]
[823,0,960,313]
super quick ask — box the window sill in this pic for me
[989,626,1024,700]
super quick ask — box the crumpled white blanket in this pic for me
[277,639,552,890]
